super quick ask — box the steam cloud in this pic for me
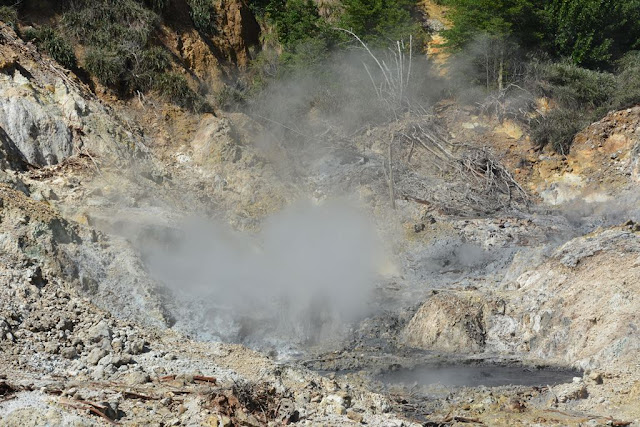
[147,199,381,352]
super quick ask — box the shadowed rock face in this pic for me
[0,90,73,166]
[0,125,28,171]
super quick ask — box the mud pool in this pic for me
[378,364,582,388]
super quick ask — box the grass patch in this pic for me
[24,26,77,69]
[154,72,212,113]
[0,5,18,31]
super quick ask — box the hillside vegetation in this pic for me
[2,0,640,152]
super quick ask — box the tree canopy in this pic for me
[339,0,421,45]
[442,0,640,69]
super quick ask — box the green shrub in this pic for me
[609,51,640,110]
[188,0,216,36]
[524,60,616,153]
[154,72,212,113]
[529,60,615,108]
[24,26,77,69]
[0,5,18,31]
[530,107,587,154]
[339,0,422,45]
[267,0,323,48]
[540,0,640,69]
[127,46,171,91]
[63,0,168,94]
[143,0,170,13]
[84,48,125,86]
[63,0,157,49]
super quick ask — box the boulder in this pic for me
[402,293,486,352]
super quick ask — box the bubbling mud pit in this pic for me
[136,200,383,356]
[378,364,582,388]
[130,198,596,423]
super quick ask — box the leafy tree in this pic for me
[339,0,421,44]
[266,0,324,48]
[188,0,217,36]
[441,0,540,49]
[540,0,640,69]
[443,0,640,70]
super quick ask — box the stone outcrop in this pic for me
[402,293,488,353]
[0,72,73,166]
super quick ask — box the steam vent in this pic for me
[0,0,639,425]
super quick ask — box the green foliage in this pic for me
[188,0,216,36]
[245,0,336,89]
[441,0,540,49]
[247,0,272,17]
[443,0,640,69]
[24,26,77,69]
[143,0,170,13]
[63,0,171,94]
[530,107,586,154]
[63,0,157,49]
[266,0,323,48]
[0,5,18,31]
[529,60,616,108]
[128,46,171,91]
[540,0,640,69]
[154,72,212,113]
[85,48,124,86]
[527,60,618,153]
[339,0,421,44]
[279,37,331,71]
[609,51,640,110]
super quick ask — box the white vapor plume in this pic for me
[147,199,381,351]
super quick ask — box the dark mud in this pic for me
[378,364,581,388]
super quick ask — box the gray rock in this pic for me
[127,338,145,355]
[111,338,124,352]
[86,320,112,343]
[0,125,28,171]
[112,353,132,367]
[0,88,73,166]
[86,347,108,366]
[92,366,105,380]
[123,371,150,385]
[554,379,589,402]
[61,347,77,359]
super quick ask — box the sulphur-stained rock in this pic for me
[191,115,239,164]
[212,0,260,68]
[402,293,487,353]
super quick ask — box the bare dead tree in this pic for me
[335,28,416,209]
[335,28,530,214]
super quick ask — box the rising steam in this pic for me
[146,199,381,352]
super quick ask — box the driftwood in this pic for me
[59,398,120,425]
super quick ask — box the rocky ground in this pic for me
[1,18,640,427]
